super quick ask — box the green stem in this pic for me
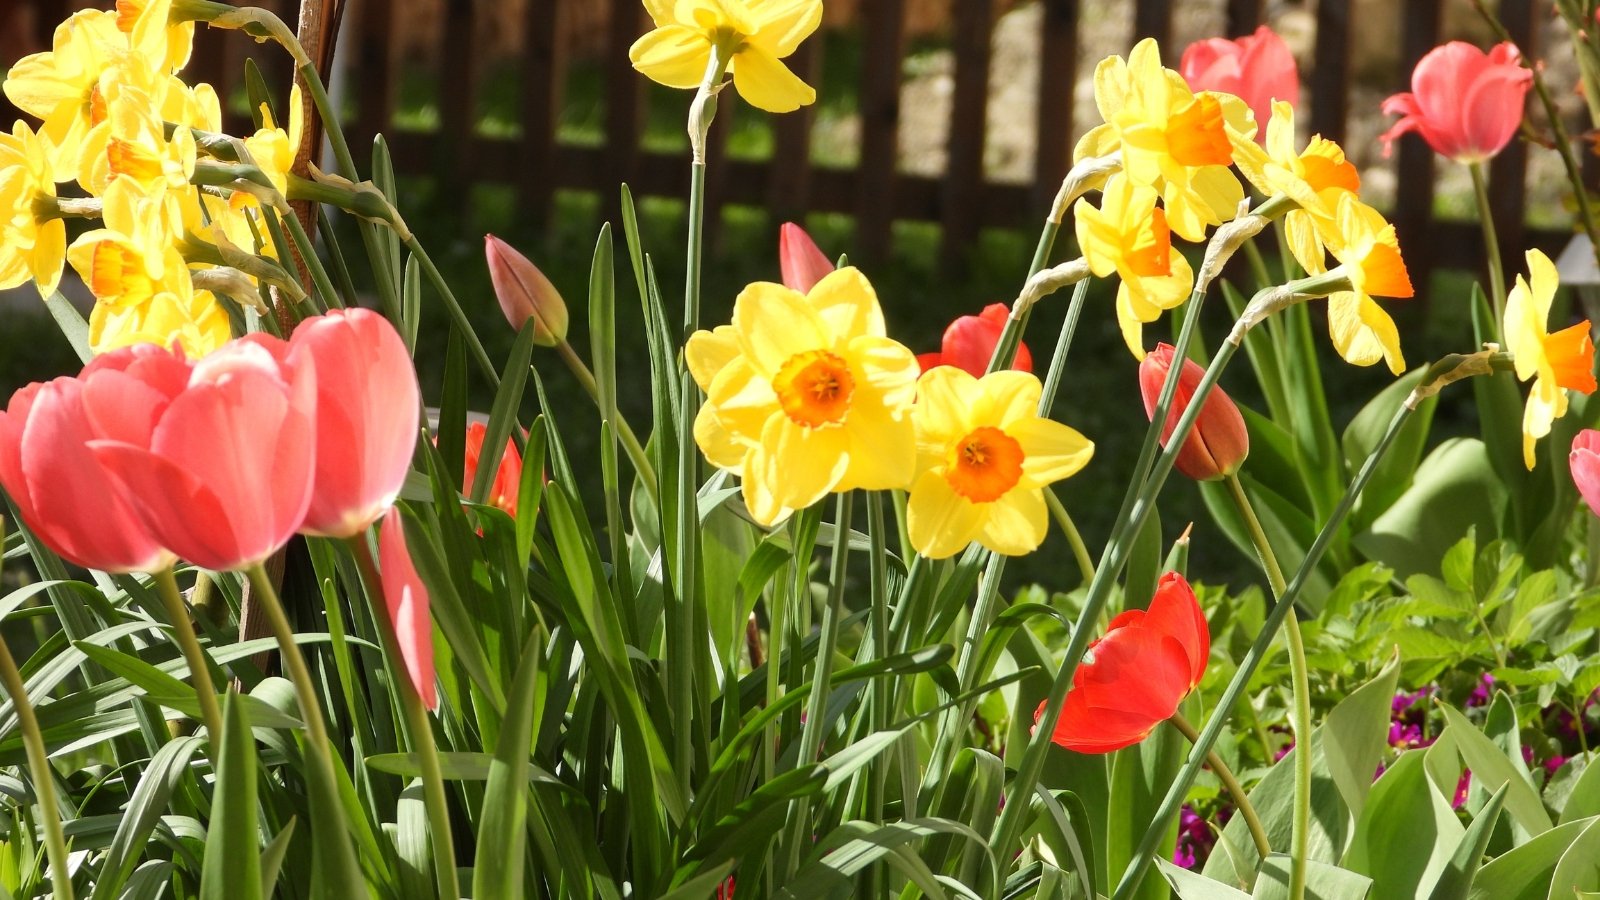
[924,551,1008,810]
[279,203,345,310]
[1468,162,1507,332]
[866,492,891,828]
[1241,238,1274,291]
[1045,487,1096,586]
[1170,712,1271,862]
[554,339,659,502]
[152,569,224,746]
[1226,473,1309,900]
[0,635,72,900]
[985,221,1061,373]
[346,538,459,900]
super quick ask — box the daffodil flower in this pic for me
[907,368,1094,558]
[686,267,919,525]
[1504,249,1597,468]
[86,262,231,358]
[1074,174,1195,358]
[0,121,67,297]
[234,84,304,210]
[1229,100,1360,276]
[1320,195,1413,375]
[630,0,822,114]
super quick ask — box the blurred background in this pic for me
[1,0,1589,589]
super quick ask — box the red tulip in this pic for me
[1140,342,1248,481]
[1572,430,1600,518]
[779,222,834,293]
[1034,572,1210,753]
[0,376,174,573]
[1379,42,1531,164]
[380,506,436,710]
[84,335,318,571]
[463,420,522,517]
[916,303,1033,377]
[292,309,421,538]
[486,234,568,346]
[1179,26,1300,142]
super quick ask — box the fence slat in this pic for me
[1393,0,1441,294]
[1490,0,1536,279]
[1225,0,1264,35]
[603,0,646,229]
[1309,0,1351,145]
[1133,0,1171,51]
[436,0,479,219]
[703,92,733,252]
[353,0,396,150]
[940,0,996,272]
[767,38,820,223]
[520,0,566,230]
[855,0,906,261]
[1033,0,1078,216]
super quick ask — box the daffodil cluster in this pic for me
[1,0,295,358]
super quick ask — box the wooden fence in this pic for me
[0,0,1576,285]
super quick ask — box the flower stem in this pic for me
[866,492,892,827]
[1468,161,1507,333]
[1169,712,1271,862]
[1225,472,1309,900]
[152,569,224,746]
[553,338,659,502]
[0,633,72,900]
[1045,487,1096,586]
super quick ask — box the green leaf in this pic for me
[1108,720,1183,900]
[474,634,545,900]
[1346,749,1463,899]
[1546,815,1600,900]
[1158,858,1252,899]
[1343,366,1436,532]
[1469,286,1529,523]
[1426,783,1507,900]
[1125,506,1163,612]
[1322,654,1399,821]
[470,320,535,506]
[89,735,206,900]
[1353,438,1509,580]
[776,819,994,900]
[1253,855,1372,900]
[1467,816,1596,900]
[1439,703,1553,836]
[1560,756,1600,824]
[42,291,91,364]
[259,818,297,898]
[200,693,261,900]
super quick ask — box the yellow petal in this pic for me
[1522,379,1565,469]
[686,324,741,389]
[642,0,678,28]
[704,357,776,445]
[694,403,749,469]
[1504,272,1544,381]
[914,365,980,449]
[1326,290,1405,374]
[972,370,1042,430]
[729,43,816,113]
[1010,418,1095,487]
[907,469,985,559]
[30,219,65,298]
[977,487,1048,556]
[759,414,850,512]
[847,334,920,410]
[731,280,826,376]
[629,25,712,90]
[747,0,822,58]
[840,396,915,491]
[808,266,884,341]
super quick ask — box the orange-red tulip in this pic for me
[84,335,318,571]
[1035,571,1210,753]
[916,304,1033,377]
[485,234,568,347]
[0,374,173,573]
[292,309,421,538]
[380,506,435,710]
[778,222,834,293]
[1139,342,1248,481]
[1379,42,1531,164]
[1573,430,1600,519]
[1179,26,1300,144]
[463,420,522,517]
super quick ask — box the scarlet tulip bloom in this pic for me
[1035,571,1210,753]
[779,222,834,293]
[915,304,1033,376]
[292,309,421,538]
[1572,430,1600,518]
[0,376,173,573]
[463,420,523,517]
[1139,343,1248,481]
[485,234,568,347]
[84,335,318,572]
[1379,42,1531,164]
[1179,26,1301,144]
[380,506,436,710]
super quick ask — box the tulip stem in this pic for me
[1468,161,1507,334]
[345,537,459,900]
[0,631,72,900]
[553,338,659,502]
[1225,472,1309,900]
[152,569,224,747]
[1169,712,1271,862]
[1045,487,1096,586]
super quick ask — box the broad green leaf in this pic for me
[474,635,544,900]
[1343,366,1436,531]
[260,818,297,898]
[777,818,993,900]
[1353,438,1508,580]
[1467,816,1596,900]
[1346,750,1463,899]
[1322,654,1399,821]
[200,694,261,900]
[1438,704,1552,836]
[1254,855,1373,899]
[1425,783,1506,900]
[90,736,205,900]
[1108,721,1183,900]
[1546,815,1600,900]
[1158,858,1251,899]
[43,291,92,364]
[1561,756,1600,824]
[1125,506,1163,613]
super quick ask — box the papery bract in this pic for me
[779,222,834,293]
[293,309,421,538]
[1379,42,1531,164]
[485,233,568,346]
[380,506,436,710]
[1572,430,1600,518]
[83,335,318,571]
[916,304,1033,377]
[1180,26,1300,143]
[1034,571,1209,753]
[1139,343,1248,481]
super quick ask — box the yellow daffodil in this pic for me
[1320,195,1412,375]
[77,84,196,213]
[66,222,185,313]
[1074,173,1195,358]
[1504,249,1596,468]
[1229,100,1361,275]
[907,368,1093,558]
[1075,38,1250,242]
[0,122,67,297]
[87,264,231,358]
[234,85,303,210]
[686,267,919,525]
[629,0,822,113]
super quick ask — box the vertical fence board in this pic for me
[940,0,996,271]
[1310,0,1351,145]
[855,0,906,261]
[703,96,733,252]
[1490,0,1536,280]
[1033,0,1078,217]
[437,0,479,219]
[520,0,565,230]
[603,0,646,228]
[1133,0,1171,51]
[1393,0,1442,294]
[1226,0,1264,35]
[353,0,396,151]
[767,38,819,223]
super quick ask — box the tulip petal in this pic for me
[380,507,436,710]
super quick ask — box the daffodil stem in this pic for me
[866,492,892,828]
[986,220,1062,373]
[0,631,72,900]
[1045,487,1096,586]
[553,338,660,502]
[1111,403,1415,899]
[1469,161,1507,333]
[279,203,345,311]
[1242,236,1273,291]
[924,549,1008,812]
[152,569,224,747]
[1225,472,1309,900]
[346,537,459,900]
[1169,712,1271,862]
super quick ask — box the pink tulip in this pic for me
[916,303,1033,376]
[1140,343,1249,481]
[1180,26,1300,141]
[1380,42,1531,163]
[463,420,522,517]
[83,335,318,571]
[1572,430,1600,518]
[380,506,435,710]
[485,234,568,346]
[779,222,834,293]
[292,309,421,538]
[0,376,174,573]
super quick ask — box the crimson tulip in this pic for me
[486,234,568,346]
[1179,26,1300,143]
[84,335,318,571]
[380,506,436,710]
[778,222,834,293]
[1572,430,1600,518]
[463,420,523,517]
[0,375,174,573]
[1035,571,1210,753]
[1379,42,1531,163]
[292,309,421,538]
[1140,342,1248,481]
[916,303,1033,377]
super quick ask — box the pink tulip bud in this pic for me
[778,222,835,293]
[1179,26,1300,143]
[1139,343,1248,481]
[84,335,318,571]
[292,309,421,538]
[380,506,436,710]
[1380,42,1531,164]
[917,304,1033,377]
[485,234,567,347]
[1572,429,1600,518]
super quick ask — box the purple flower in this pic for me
[1468,673,1494,708]
[1173,804,1221,870]
[1453,769,1471,808]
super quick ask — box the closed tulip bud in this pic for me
[485,234,567,346]
[778,222,834,293]
[1139,343,1248,481]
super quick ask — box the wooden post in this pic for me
[1033,0,1079,218]
[1309,0,1351,145]
[1490,0,1536,277]
[939,0,996,273]
[854,0,906,262]
[1393,0,1442,299]
[520,0,565,232]
[1226,0,1265,35]
[436,0,479,223]
[601,0,646,229]
[1133,0,1171,52]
